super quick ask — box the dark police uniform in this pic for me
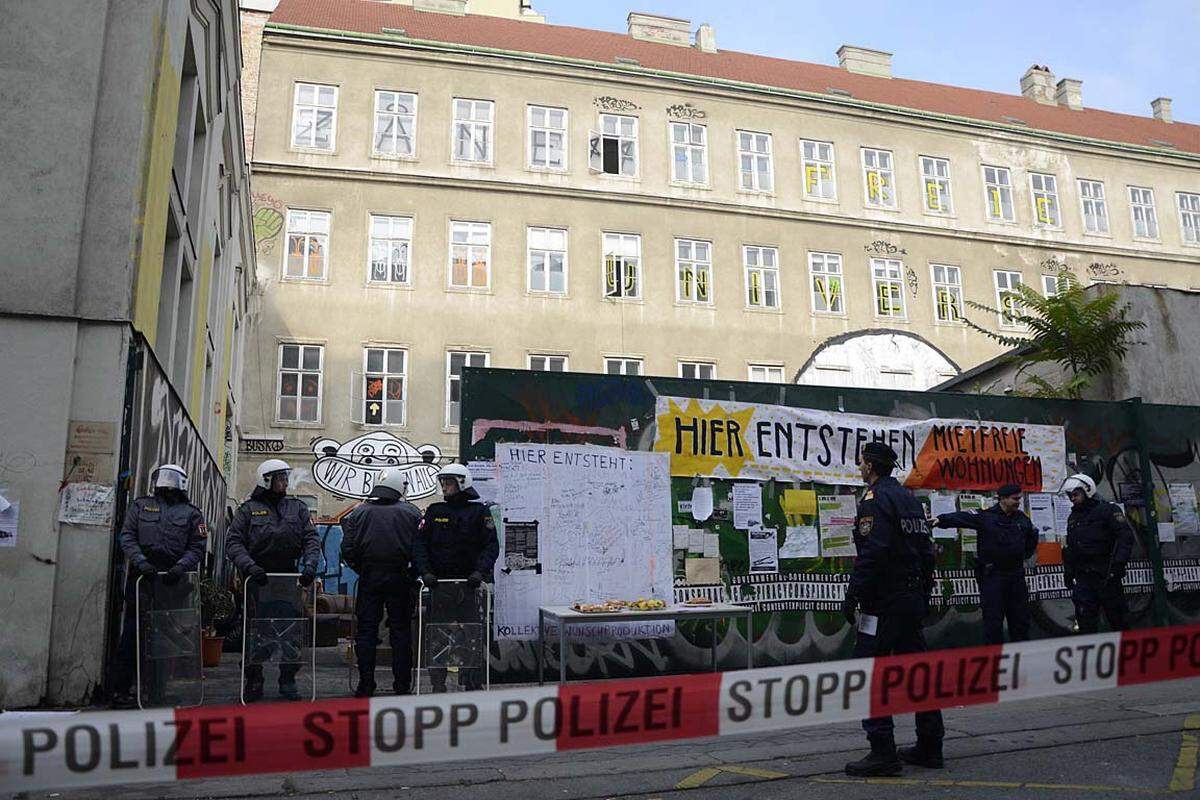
[112,492,207,697]
[937,500,1038,644]
[226,485,321,694]
[1064,496,1135,633]
[414,485,499,690]
[341,494,422,694]
[848,474,944,752]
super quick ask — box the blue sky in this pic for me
[534,0,1198,125]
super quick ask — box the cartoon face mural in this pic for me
[310,431,442,499]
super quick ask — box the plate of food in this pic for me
[626,598,668,611]
[683,596,714,607]
[571,601,625,614]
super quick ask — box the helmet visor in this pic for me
[154,468,186,490]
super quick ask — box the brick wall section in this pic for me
[239,9,269,158]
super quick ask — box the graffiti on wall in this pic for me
[310,431,442,500]
[251,192,284,255]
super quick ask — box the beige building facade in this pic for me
[238,0,1200,513]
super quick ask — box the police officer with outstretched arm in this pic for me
[414,463,499,692]
[226,458,321,701]
[110,464,207,707]
[932,482,1038,644]
[1061,473,1134,633]
[341,468,422,697]
[842,442,944,776]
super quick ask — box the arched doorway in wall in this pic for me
[795,330,962,390]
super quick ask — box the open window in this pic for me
[589,114,638,176]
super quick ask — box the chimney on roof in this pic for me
[1152,97,1173,124]
[836,45,892,79]
[695,23,717,53]
[627,11,691,47]
[413,0,467,15]
[1055,78,1083,111]
[1020,65,1056,105]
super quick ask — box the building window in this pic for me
[1129,186,1158,239]
[1030,173,1060,227]
[602,232,640,299]
[528,105,567,170]
[808,252,844,314]
[931,264,963,323]
[871,258,906,318]
[528,227,567,294]
[1078,179,1109,234]
[528,355,568,371]
[448,221,490,289]
[920,156,953,214]
[994,270,1025,328]
[861,148,896,208]
[362,347,406,425]
[446,351,488,426]
[675,238,712,304]
[801,139,836,200]
[284,209,329,280]
[590,114,638,176]
[1177,192,1200,244]
[277,343,322,423]
[744,245,780,309]
[452,98,493,164]
[679,361,715,380]
[737,130,774,192]
[291,83,337,150]
[373,90,416,157]
[605,357,643,375]
[368,215,412,285]
[983,165,1015,222]
[1042,274,1061,297]
[748,364,785,383]
[670,122,708,184]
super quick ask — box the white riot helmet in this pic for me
[436,463,472,492]
[256,458,292,489]
[1061,473,1097,499]
[369,468,409,500]
[152,464,188,492]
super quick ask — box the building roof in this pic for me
[268,0,1200,156]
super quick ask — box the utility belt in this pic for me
[976,559,1025,577]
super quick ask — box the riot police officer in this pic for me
[414,463,499,692]
[226,458,321,701]
[842,442,944,776]
[110,464,207,707]
[1062,473,1134,633]
[932,483,1038,644]
[341,468,422,697]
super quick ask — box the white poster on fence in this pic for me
[492,444,674,641]
[653,396,1067,492]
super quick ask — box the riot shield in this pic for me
[241,573,317,704]
[416,579,491,694]
[135,572,203,709]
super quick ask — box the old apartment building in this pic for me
[238,0,1199,511]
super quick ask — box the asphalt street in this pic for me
[6,676,1199,800]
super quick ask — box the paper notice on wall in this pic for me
[1168,483,1199,536]
[732,483,763,529]
[1026,493,1056,541]
[957,493,986,551]
[0,491,10,514]
[929,491,959,539]
[781,488,817,524]
[1158,522,1177,543]
[747,524,778,573]
[672,525,690,550]
[467,461,501,504]
[1052,496,1073,539]
[780,525,819,558]
[0,492,17,548]
[818,494,857,557]
[685,557,720,585]
[688,529,706,554]
[57,482,114,527]
[703,533,721,558]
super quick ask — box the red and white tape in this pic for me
[3,623,1200,793]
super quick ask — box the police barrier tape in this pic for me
[4,623,1200,792]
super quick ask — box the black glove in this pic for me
[1064,573,1076,591]
[841,590,857,626]
[248,566,269,586]
[467,571,484,589]
[299,569,316,588]
[422,572,438,588]
[162,565,187,586]
[1109,562,1127,582]
[136,560,158,580]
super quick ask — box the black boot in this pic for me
[110,690,137,709]
[392,678,411,696]
[354,677,376,698]
[845,739,902,777]
[279,680,300,701]
[244,675,264,703]
[899,738,944,769]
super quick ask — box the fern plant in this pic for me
[963,270,1145,399]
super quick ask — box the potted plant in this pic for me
[200,578,235,668]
